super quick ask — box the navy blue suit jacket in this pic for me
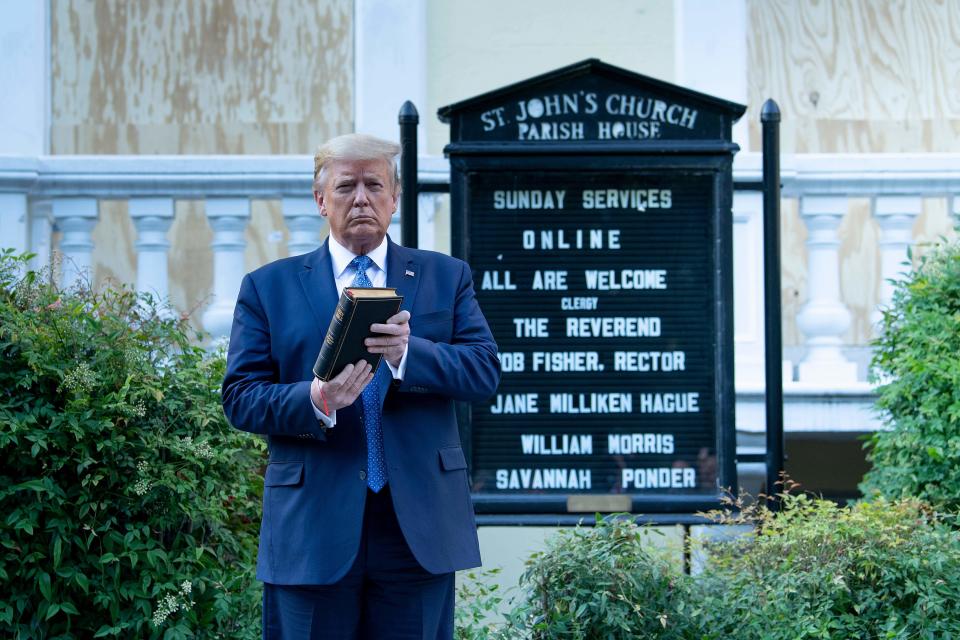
[221,238,500,584]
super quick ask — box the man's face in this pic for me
[314,158,398,254]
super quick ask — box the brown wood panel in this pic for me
[52,0,354,155]
[51,0,352,320]
[748,0,960,153]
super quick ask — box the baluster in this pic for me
[28,198,53,273]
[872,195,921,326]
[129,197,174,302]
[52,197,98,288]
[0,192,28,261]
[282,197,323,256]
[796,195,858,384]
[202,198,250,339]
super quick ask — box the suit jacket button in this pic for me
[359,470,367,481]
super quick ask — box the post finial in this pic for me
[761,99,781,123]
[399,101,419,124]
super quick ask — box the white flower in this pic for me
[131,399,147,418]
[133,460,152,495]
[152,585,194,627]
[151,594,180,626]
[174,436,215,460]
[62,362,96,393]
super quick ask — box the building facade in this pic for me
[2,0,959,572]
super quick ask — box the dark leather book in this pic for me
[312,287,403,381]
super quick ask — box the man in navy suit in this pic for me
[221,133,500,639]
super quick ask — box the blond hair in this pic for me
[313,133,401,192]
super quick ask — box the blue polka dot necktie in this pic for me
[349,255,388,492]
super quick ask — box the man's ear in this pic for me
[314,190,327,217]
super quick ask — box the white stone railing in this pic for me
[733,152,960,435]
[2,152,959,434]
[0,154,447,338]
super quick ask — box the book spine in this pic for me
[312,292,354,380]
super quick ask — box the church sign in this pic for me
[439,59,746,514]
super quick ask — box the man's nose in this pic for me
[353,186,370,206]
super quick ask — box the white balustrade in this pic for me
[28,198,52,273]
[796,195,858,384]
[872,195,922,326]
[281,197,323,256]
[202,198,251,339]
[0,193,29,262]
[0,152,957,435]
[52,197,98,288]
[129,197,174,301]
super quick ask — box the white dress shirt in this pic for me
[311,236,408,427]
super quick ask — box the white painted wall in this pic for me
[355,0,427,145]
[0,0,48,155]
[426,0,677,154]
[674,0,749,147]
[0,0,48,256]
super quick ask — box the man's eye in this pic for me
[335,184,353,192]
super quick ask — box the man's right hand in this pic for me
[311,361,374,414]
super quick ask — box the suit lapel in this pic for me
[298,240,340,334]
[386,238,421,315]
[380,239,422,406]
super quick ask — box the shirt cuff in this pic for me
[310,386,336,428]
[386,345,409,381]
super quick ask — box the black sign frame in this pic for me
[439,59,746,515]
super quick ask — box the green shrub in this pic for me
[459,494,960,639]
[514,515,692,640]
[455,567,522,640]
[0,252,266,639]
[861,238,960,510]
[694,494,960,639]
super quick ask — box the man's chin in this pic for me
[344,227,386,249]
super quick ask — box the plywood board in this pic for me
[747,0,960,153]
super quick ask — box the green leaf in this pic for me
[53,536,62,569]
[45,603,60,620]
[38,571,52,600]
[94,624,120,637]
[13,479,47,493]
[146,548,166,568]
[60,601,80,615]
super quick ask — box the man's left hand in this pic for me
[367,310,411,368]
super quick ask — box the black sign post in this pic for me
[438,59,746,515]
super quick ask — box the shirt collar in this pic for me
[328,234,389,280]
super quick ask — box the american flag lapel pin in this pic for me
[405,269,415,277]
